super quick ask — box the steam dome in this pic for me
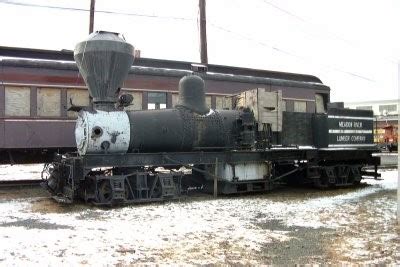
[176,75,209,115]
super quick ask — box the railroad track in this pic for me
[0,179,43,188]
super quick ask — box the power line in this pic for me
[209,22,375,82]
[261,0,306,22]
[0,0,194,21]
[259,0,398,64]
[0,0,384,82]
[260,0,357,45]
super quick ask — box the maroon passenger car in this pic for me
[0,46,329,164]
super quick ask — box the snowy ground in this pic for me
[0,164,43,180]
[374,153,398,166]
[0,166,399,265]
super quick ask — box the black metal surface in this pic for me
[313,114,329,148]
[81,149,311,168]
[0,179,42,188]
[80,148,379,169]
[317,149,380,164]
[127,107,249,153]
[43,147,381,205]
[328,107,373,117]
[328,120,374,145]
[74,31,134,105]
[327,102,344,109]
[127,108,188,152]
[327,108,374,146]
[176,75,209,114]
[281,112,313,146]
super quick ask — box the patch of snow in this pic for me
[0,164,43,181]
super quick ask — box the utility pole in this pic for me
[199,0,208,64]
[89,0,95,34]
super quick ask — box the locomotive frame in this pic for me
[45,148,379,205]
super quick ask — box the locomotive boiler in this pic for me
[43,31,380,205]
[73,32,254,156]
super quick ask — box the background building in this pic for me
[345,99,398,148]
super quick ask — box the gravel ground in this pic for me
[0,166,398,265]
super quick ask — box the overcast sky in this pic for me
[0,0,399,102]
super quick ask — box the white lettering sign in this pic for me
[337,135,350,142]
[336,135,366,142]
[338,121,363,128]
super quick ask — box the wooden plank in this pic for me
[211,95,216,109]
[0,120,4,147]
[216,96,224,109]
[0,85,4,117]
[224,97,232,110]
[166,92,172,109]
[306,101,315,113]
[286,100,294,112]
[294,101,307,113]
[37,88,61,117]
[215,96,232,110]
[5,86,30,116]
[67,89,89,117]
[235,92,245,108]
[172,93,179,108]
[315,93,325,113]
[30,87,37,117]
[257,90,283,131]
[142,91,148,110]
[248,89,259,121]
[206,96,212,109]
[282,100,287,112]
[61,88,67,117]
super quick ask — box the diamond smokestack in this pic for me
[74,31,134,108]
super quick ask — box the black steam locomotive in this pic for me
[43,31,380,205]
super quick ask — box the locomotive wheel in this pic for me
[46,167,64,195]
[350,166,362,185]
[97,180,113,204]
[313,176,329,189]
[313,168,330,189]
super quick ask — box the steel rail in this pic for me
[0,179,42,188]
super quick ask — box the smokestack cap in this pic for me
[74,31,134,105]
[176,75,209,115]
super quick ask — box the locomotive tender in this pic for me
[43,31,379,205]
